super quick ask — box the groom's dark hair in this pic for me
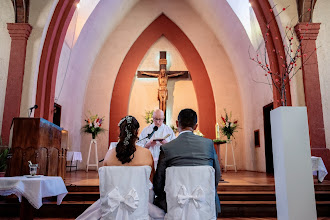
[178,109,197,128]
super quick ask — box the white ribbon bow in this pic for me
[177,185,205,208]
[176,185,205,220]
[103,187,139,220]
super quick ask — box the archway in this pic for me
[109,14,216,142]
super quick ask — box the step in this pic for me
[1,200,329,218]
[217,184,275,192]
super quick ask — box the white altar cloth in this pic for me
[311,156,328,182]
[67,151,82,162]
[0,176,68,209]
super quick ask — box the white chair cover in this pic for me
[164,166,216,220]
[76,199,102,220]
[99,166,151,220]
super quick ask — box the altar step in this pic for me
[1,183,330,218]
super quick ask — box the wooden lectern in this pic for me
[6,118,66,179]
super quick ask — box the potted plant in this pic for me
[0,138,9,177]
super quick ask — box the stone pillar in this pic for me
[295,22,330,179]
[1,23,32,145]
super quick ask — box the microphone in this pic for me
[137,126,159,144]
[146,126,158,139]
[29,105,38,110]
[28,105,38,117]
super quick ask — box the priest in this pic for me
[137,109,175,169]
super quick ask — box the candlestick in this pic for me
[216,122,220,139]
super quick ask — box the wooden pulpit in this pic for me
[6,118,66,179]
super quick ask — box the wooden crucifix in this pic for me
[137,51,190,114]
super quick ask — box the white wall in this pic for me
[55,0,139,155]
[187,0,274,172]
[0,0,14,136]
[314,0,330,149]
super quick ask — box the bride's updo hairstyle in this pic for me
[116,115,140,164]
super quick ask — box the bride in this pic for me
[76,115,165,220]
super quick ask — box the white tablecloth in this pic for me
[0,176,68,209]
[311,156,328,182]
[67,151,82,162]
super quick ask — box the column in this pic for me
[295,22,330,180]
[1,23,32,145]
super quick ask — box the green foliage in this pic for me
[145,110,154,124]
[170,124,178,133]
[0,148,9,172]
[220,109,238,140]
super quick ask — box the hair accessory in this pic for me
[118,115,132,127]
[123,127,132,146]
[118,116,134,146]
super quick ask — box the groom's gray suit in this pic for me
[153,131,221,215]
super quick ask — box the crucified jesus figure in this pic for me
[141,68,184,113]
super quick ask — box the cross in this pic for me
[137,51,190,116]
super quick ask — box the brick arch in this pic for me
[35,0,79,120]
[109,14,216,142]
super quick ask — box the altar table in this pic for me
[0,176,68,219]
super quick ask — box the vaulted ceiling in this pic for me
[296,0,317,22]
[11,0,29,23]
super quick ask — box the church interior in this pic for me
[0,0,330,219]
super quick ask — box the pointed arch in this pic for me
[109,14,216,142]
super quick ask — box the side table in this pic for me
[0,176,67,220]
[213,140,227,181]
[66,151,82,172]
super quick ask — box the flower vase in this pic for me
[226,134,231,141]
[92,132,96,140]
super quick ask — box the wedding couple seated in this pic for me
[77,111,220,220]
[77,165,216,220]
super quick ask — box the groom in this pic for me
[153,108,221,215]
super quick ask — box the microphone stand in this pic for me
[28,109,32,118]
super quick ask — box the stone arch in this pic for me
[109,14,216,142]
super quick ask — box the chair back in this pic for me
[164,166,216,220]
[99,166,151,220]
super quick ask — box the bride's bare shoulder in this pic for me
[136,146,152,155]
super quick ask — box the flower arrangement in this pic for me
[81,113,105,139]
[220,109,238,140]
[193,130,204,137]
[170,125,178,134]
[144,110,154,124]
[249,4,316,106]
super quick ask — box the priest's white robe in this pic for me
[137,123,175,169]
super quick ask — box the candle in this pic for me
[216,123,220,139]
